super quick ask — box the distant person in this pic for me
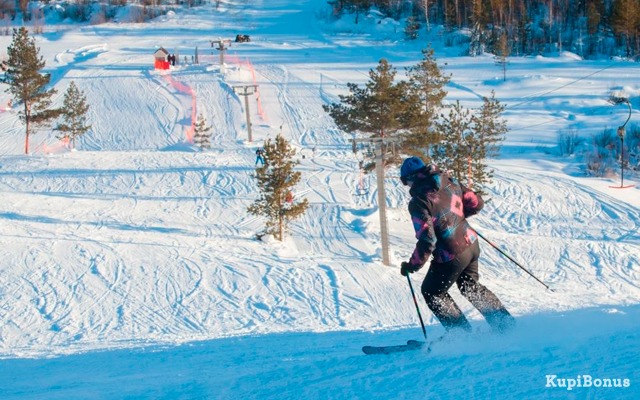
[255,148,265,166]
[399,156,515,334]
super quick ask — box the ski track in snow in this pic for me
[0,79,639,356]
[0,88,638,357]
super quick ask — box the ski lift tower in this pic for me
[211,39,231,73]
[609,96,634,189]
[352,136,399,266]
[233,85,259,142]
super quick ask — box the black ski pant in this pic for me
[421,240,514,332]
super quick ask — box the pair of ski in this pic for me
[362,339,429,355]
[362,274,436,355]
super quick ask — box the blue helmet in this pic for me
[400,156,426,182]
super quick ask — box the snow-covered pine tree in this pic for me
[193,113,212,149]
[4,27,60,154]
[55,81,91,150]
[247,134,308,241]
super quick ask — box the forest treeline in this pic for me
[328,0,640,58]
[4,0,638,58]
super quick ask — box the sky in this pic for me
[0,0,638,399]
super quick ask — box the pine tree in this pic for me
[586,2,602,56]
[443,0,457,31]
[404,16,420,40]
[55,81,91,150]
[586,2,601,36]
[432,101,473,183]
[468,91,507,190]
[247,134,309,241]
[468,21,485,57]
[468,0,488,56]
[193,113,212,149]
[402,47,451,159]
[4,27,60,154]
[323,58,412,139]
[494,32,510,81]
[351,0,372,24]
[611,0,640,57]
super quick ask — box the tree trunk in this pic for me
[422,0,430,32]
[24,103,30,154]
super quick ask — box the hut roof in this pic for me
[154,47,169,57]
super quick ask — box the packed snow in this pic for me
[0,0,638,398]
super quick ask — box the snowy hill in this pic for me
[0,1,638,398]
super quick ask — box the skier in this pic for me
[399,156,515,333]
[255,148,265,166]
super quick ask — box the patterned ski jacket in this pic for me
[407,166,483,268]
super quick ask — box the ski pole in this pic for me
[406,274,428,340]
[470,225,553,291]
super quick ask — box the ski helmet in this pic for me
[400,156,426,185]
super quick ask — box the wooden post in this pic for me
[375,144,391,266]
[353,137,399,266]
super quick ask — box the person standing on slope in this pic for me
[399,156,515,333]
[255,147,265,166]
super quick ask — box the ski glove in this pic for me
[400,262,421,276]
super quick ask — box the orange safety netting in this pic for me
[226,54,267,121]
[34,136,70,154]
[161,73,197,143]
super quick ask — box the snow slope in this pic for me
[3,306,639,399]
[0,0,638,398]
